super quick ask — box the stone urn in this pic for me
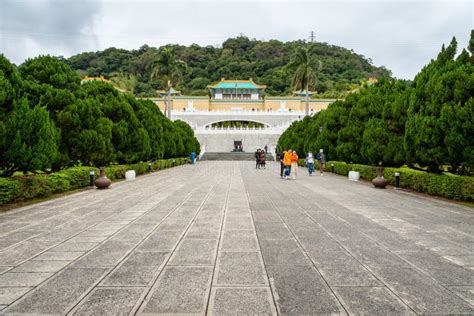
[95,167,111,189]
[372,166,388,188]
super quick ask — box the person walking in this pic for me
[291,150,299,180]
[190,151,196,164]
[259,150,266,169]
[264,144,268,153]
[255,149,260,169]
[317,149,326,175]
[283,150,293,179]
[306,152,314,175]
[279,151,286,178]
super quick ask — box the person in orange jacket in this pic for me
[283,150,293,179]
[290,150,299,179]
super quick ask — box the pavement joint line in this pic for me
[269,168,423,314]
[66,173,217,315]
[1,174,181,267]
[274,179,412,304]
[1,162,472,314]
[289,177,474,307]
[4,170,202,313]
[248,166,349,316]
[0,164,183,232]
[204,165,232,315]
[242,165,281,316]
[299,170,472,235]
[0,190,151,251]
[133,172,225,315]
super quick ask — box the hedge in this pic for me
[0,158,189,205]
[298,160,474,201]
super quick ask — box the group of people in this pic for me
[254,148,267,169]
[278,149,326,179]
[280,149,299,179]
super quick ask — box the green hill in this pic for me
[67,37,391,98]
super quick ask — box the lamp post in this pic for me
[89,170,95,188]
[167,80,172,119]
[394,172,400,189]
[305,85,309,117]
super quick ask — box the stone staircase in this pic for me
[201,152,274,161]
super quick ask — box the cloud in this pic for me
[0,0,102,64]
[1,0,472,79]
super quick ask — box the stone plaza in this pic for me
[0,161,472,315]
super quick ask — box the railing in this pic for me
[199,145,206,160]
[194,125,288,134]
[195,129,284,135]
[171,109,317,116]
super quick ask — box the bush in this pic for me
[321,161,474,201]
[56,167,94,189]
[0,158,189,205]
[0,178,20,204]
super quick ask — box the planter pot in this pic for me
[348,171,360,181]
[372,166,388,188]
[95,167,111,189]
[125,170,136,181]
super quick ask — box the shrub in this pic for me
[0,178,20,204]
[56,167,94,189]
[322,161,474,201]
[0,158,188,205]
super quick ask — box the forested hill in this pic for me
[67,37,391,97]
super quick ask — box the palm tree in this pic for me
[287,47,322,116]
[151,47,187,118]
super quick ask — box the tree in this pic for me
[66,38,390,97]
[287,47,322,115]
[151,47,187,118]
[0,54,22,118]
[0,99,60,176]
[405,36,473,173]
[19,55,80,91]
[57,98,114,166]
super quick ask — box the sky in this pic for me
[0,0,472,79]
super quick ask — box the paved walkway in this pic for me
[0,162,472,315]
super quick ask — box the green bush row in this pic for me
[0,158,189,205]
[297,160,474,201]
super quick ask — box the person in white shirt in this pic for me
[306,152,314,176]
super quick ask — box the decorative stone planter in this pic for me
[125,170,136,181]
[95,167,111,189]
[372,166,388,188]
[348,171,360,181]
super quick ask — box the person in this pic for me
[255,149,260,169]
[258,150,266,169]
[264,144,268,153]
[279,151,286,178]
[316,149,326,175]
[283,150,293,179]
[306,152,314,175]
[190,152,196,164]
[291,150,299,179]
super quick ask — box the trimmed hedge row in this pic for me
[0,158,188,205]
[298,160,474,201]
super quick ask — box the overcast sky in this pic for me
[0,0,472,79]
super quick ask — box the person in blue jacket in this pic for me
[190,152,196,164]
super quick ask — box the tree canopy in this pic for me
[67,37,391,97]
[0,55,200,176]
[278,32,474,175]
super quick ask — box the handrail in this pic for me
[171,109,315,115]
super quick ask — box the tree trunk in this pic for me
[167,86,171,119]
[305,82,309,116]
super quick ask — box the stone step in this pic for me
[201,152,274,161]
